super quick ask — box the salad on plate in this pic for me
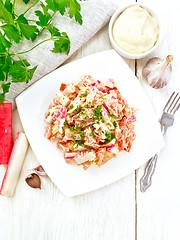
[44,75,136,170]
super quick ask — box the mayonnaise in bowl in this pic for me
[109,4,161,59]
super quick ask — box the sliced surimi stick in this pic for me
[0,132,28,197]
[0,102,12,165]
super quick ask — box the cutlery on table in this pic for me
[140,92,180,192]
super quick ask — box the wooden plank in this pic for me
[136,0,180,239]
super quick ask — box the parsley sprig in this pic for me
[0,0,84,103]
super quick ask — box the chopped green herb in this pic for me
[113,121,117,128]
[82,120,86,124]
[69,104,74,109]
[82,92,88,97]
[70,126,74,132]
[108,113,115,117]
[63,121,67,126]
[74,105,82,113]
[92,132,96,139]
[119,111,122,115]
[90,124,93,129]
[111,133,115,139]
[101,119,105,123]
[84,145,91,152]
[104,130,115,143]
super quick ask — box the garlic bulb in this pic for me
[142,55,173,89]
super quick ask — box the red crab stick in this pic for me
[0,102,12,164]
[0,132,28,197]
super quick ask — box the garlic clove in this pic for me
[33,165,47,176]
[25,173,41,189]
[142,55,173,89]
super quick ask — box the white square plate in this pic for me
[16,50,164,197]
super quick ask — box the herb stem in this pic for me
[11,38,52,55]
[12,0,16,12]
[23,0,40,15]
[13,52,27,68]
[26,19,37,22]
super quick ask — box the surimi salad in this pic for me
[44,75,136,170]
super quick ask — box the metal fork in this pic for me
[140,92,180,192]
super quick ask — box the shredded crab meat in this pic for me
[44,75,136,170]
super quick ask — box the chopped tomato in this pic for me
[60,83,67,91]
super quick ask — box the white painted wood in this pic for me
[0,1,137,239]
[136,0,180,239]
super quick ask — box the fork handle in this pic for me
[140,154,158,192]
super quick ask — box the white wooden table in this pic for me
[1,0,180,239]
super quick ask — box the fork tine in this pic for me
[166,93,179,113]
[170,96,180,113]
[163,91,175,111]
[173,102,180,115]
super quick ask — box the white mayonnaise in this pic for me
[112,5,159,54]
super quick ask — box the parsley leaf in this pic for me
[51,32,70,54]
[46,25,61,37]
[1,82,11,94]
[9,62,37,83]
[45,0,59,12]
[0,31,12,49]
[35,4,51,27]
[68,0,83,25]
[0,1,14,24]
[23,0,31,3]
[1,24,21,43]
[16,14,39,41]
[4,0,13,15]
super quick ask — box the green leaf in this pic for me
[52,32,70,54]
[0,31,12,49]
[23,0,31,3]
[0,69,5,81]
[1,82,11,94]
[45,0,57,12]
[14,59,30,67]
[29,65,37,79]
[9,62,37,83]
[0,94,5,103]
[0,57,5,67]
[0,42,6,54]
[68,0,82,25]
[16,14,28,24]
[1,24,21,43]
[1,54,12,72]
[4,0,13,15]
[54,0,68,15]
[35,9,51,27]
[19,23,39,41]
[16,14,39,41]
[0,1,14,24]
[46,25,61,37]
